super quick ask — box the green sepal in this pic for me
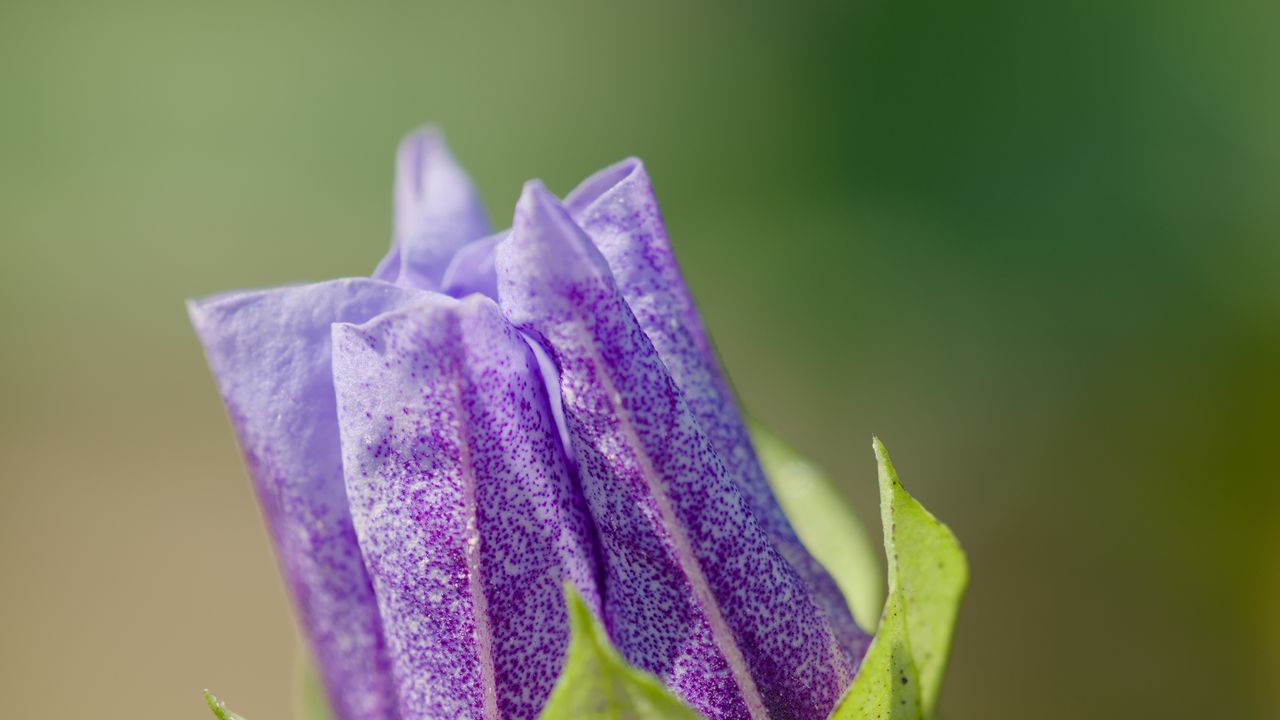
[205,690,249,720]
[538,586,704,719]
[833,590,922,719]
[832,437,967,719]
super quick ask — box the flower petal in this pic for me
[440,231,504,300]
[566,160,872,664]
[373,126,491,290]
[189,278,422,720]
[497,183,856,720]
[331,294,601,720]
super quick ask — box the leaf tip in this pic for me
[204,689,246,720]
[561,582,594,638]
[204,690,224,718]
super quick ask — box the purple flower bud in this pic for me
[191,127,871,720]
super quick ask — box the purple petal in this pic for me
[565,160,872,663]
[373,127,491,290]
[189,278,423,720]
[331,294,602,720]
[497,183,856,720]
[440,231,504,300]
[439,234,577,459]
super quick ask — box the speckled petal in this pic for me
[188,278,422,720]
[565,160,871,664]
[497,183,856,720]
[373,126,491,290]
[331,294,602,720]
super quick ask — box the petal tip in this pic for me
[509,181,611,279]
[397,123,446,156]
[516,178,557,212]
[564,157,650,218]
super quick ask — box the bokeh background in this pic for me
[2,1,1276,717]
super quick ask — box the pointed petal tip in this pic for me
[185,296,204,327]
[516,178,559,214]
[594,156,646,183]
[387,123,491,290]
[612,156,648,186]
[395,124,457,197]
[185,287,257,327]
[185,289,249,345]
[186,296,223,355]
[511,179,602,269]
[394,125,451,192]
[397,123,446,154]
[563,157,650,218]
[498,178,618,339]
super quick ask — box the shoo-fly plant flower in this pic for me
[191,127,967,720]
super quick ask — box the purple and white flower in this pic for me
[190,127,871,720]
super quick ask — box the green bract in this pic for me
[209,434,966,720]
[833,589,921,719]
[830,437,967,719]
[539,588,704,720]
[205,690,248,720]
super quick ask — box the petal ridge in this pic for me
[332,293,601,720]
[567,161,872,664]
[498,185,855,720]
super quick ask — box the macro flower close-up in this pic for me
[189,128,963,720]
[4,4,1276,720]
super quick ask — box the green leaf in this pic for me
[833,590,922,720]
[832,438,967,720]
[874,437,966,715]
[295,652,335,720]
[752,425,884,630]
[205,690,249,720]
[538,586,704,720]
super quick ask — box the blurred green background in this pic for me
[1,1,1276,717]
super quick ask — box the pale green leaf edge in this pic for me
[296,648,335,720]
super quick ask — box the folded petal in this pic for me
[565,160,872,664]
[373,126,491,290]
[331,294,601,720]
[497,183,855,720]
[189,278,423,720]
[440,231,504,300]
